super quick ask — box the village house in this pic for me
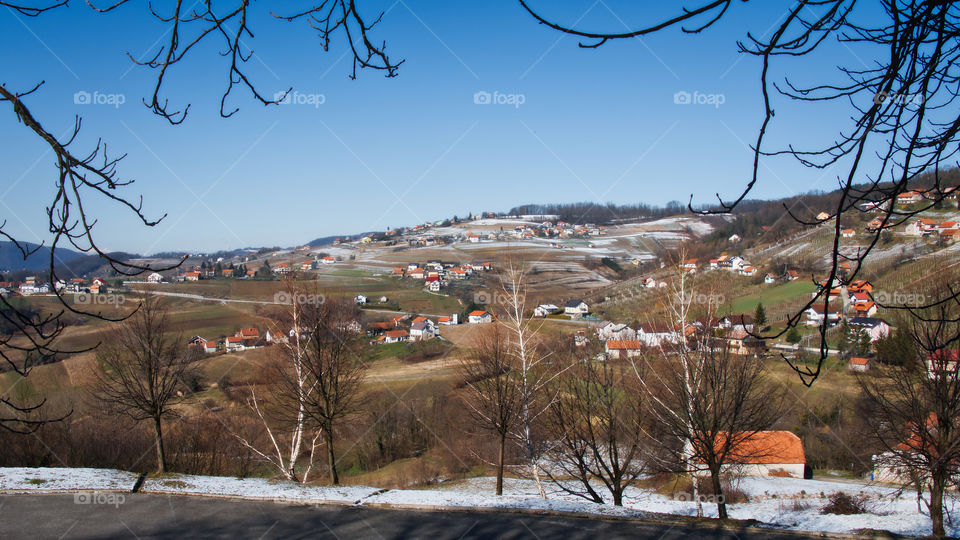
[841,228,855,238]
[804,305,841,327]
[702,431,808,478]
[321,256,336,264]
[468,310,493,324]
[438,314,458,325]
[905,218,937,236]
[273,263,291,274]
[534,304,559,317]
[723,329,766,356]
[265,330,288,344]
[146,272,164,283]
[784,269,800,281]
[185,271,201,281]
[636,323,679,347]
[563,299,589,316]
[597,321,636,341]
[604,339,643,359]
[896,190,923,205]
[940,229,960,244]
[355,294,368,305]
[681,259,698,273]
[848,357,872,372]
[848,317,890,342]
[382,329,408,344]
[764,273,777,284]
[224,336,245,352]
[409,320,437,341]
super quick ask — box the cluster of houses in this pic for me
[596,314,764,359]
[365,313,459,344]
[803,279,887,326]
[533,299,590,318]
[678,255,763,279]
[392,261,492,292]
[189,327,263,354]
[903,217,960,242]
[0,276,113,297]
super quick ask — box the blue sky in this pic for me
[0,1,868,253]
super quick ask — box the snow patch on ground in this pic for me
[2,468,957,536]
[0,468,138,492]
[140,473,379,503]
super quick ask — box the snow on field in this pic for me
[140,473,380,503]
[2,468,956,536]
[0,468,138,492]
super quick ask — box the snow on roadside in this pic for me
[0,468,137,492]
[140,473,379,504]
[2,468,957,536]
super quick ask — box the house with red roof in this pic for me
[468,310,492,324]
[701,431,807,478]
[604,339,643,359]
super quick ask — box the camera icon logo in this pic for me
[673,90,692,105]
[474,91,492,105]
[74,91,91,105]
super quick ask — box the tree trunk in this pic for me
[613,489,623,506]
[153,415,167,473]
[325,427,339,485]
[931,477,945,537]
[711,468,727,520]
[496,432,505,496]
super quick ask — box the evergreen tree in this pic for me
[753,302,767,328]
[786,326,802,345]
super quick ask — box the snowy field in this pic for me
[0,468,955,536]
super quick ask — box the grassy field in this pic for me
[730,279,817,315]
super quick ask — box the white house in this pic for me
[604,339,643,359]
[409,321,437,341]
[848,317,890,342]
[597,322,635,341]
[382,329,408,343]
[438,314,458,325]
[563,300,589,316]
[355,294,368,305]
[468,310,493,324]
[848,357,872,372]
[701,431,807,478]
[146,272,164,283]
[534,304,559,317]
[636,323,680,347]
[224,336,245,352]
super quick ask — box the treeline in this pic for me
[507,201,697,224]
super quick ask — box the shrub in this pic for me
[821,491,869,515]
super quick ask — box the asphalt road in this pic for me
[0,494,813,540]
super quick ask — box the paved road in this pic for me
[0,494,808,540]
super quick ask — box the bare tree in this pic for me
[519,1,960,385]
[281,295,366,485]
[545,347,651,506]
[859,279,960,537]
[92,297,195,473]
[231,279,322,483]
[629,255,783,518]
[458,324,522,496]
[647,349,783,519]
[496,261,562,498]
